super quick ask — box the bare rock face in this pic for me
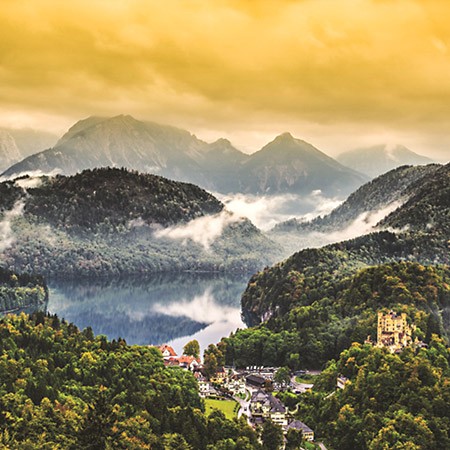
[0,131,22,172]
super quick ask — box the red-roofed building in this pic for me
[178,355,200,371]
[158,344,177,359]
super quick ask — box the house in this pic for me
[377,311,414,352]
[224,378,246,396]
[249,389,288,426]
[246,374,266,388]
[198,380,218,398]
[269,396,288,427]
[178,355,200,371]
[163,357,180,367]
[210,366,227,384]
[158,344,177,359]
[285,420,314,442]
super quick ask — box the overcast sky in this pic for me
[1,0,449,160]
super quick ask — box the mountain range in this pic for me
[1,115,368,197]
[337,143,435,178]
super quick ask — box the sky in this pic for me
[0,0,449,160]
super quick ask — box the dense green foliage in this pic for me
[1,168,281,277]
[0,268,47,313]
[222,262,450,368]
[0,313,261,449]
[296,339,450,449]
[224,164,450,368]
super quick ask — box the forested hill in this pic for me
[0,313,261,449]
[1,167,223,232]
[272,164,441,234]
[223,261,450,369]
[298,337,450,449]
[380,161,450,234]
[0,267,48,313]
[0,168,281,277]
[243,163,450,325]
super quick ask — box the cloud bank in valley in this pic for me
[275,201,405,252]
[217,191,342,231]
[153,211,241,249]
[0,201,24,253]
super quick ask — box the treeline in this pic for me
[0,267,47,312]
[3,218,278,277]
[222,262,450,368]
[297,338,450,449]
[0,313,261,449]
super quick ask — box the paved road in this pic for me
[290,375,314,393]
[317,442,328,450]
[233,390,252,424]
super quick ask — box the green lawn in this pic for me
[204,398,239,420]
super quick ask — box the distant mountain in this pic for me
[235,132,368,195]
[1,115,367,196]
[1,115,214,186]
[273,164,441,236]
[337,144,434,178]
[0,168,280,277]
[0,131,22,172]
[0,128,58,157]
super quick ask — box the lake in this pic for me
[46,273,249,354]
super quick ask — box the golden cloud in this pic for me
[0,0,449,158]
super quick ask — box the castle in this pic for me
[376,311,414,352]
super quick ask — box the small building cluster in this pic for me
[157,344,316,443]
[157,344,200,370]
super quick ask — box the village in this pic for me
[155,310,420,449]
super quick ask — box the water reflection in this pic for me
[47,273,248,353]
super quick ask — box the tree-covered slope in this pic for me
[0,268,47,313]
[219,164,450,369]
[242,163,449,325]
[223,262,450,368]
[17,167,223,231]
[272,164,440,235]
[0,313,261,449]
[0,168,281,277]
[297,338,450,449]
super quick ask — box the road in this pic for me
[233,389,253,424]
[290,375,314,393]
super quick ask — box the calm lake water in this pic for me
[47,273,248,354]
